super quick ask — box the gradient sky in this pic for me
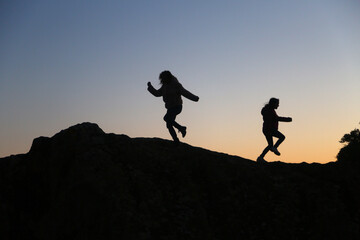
[1,0,359,163]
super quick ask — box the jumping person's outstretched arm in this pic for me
[278,116,292,122]
[180,84,199,102]
[147,82,163,97]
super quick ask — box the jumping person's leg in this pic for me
[267,131,285,155]
[171,106,186,137]
[259,133,273,159]
[273,131,285,149]
[163,105,183,142]
[164,113,178,142]
[258,130,286,162]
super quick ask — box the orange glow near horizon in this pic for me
[0,117,355,165]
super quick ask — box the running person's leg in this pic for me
[273,130,285,148]
[269,131,285,155]
[164,105,183,142]
[258,132,273,161]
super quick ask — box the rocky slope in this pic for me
[0,122,359,239]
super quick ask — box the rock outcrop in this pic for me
[0,122,359,239]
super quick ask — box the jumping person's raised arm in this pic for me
[180,84,199,102]
[147,82,163,97]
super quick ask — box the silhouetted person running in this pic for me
[257,98,292,163]
[147,70,199,145]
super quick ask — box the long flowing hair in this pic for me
[159,70,178,85]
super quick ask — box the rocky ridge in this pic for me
[0,122,359,239]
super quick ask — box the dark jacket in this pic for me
[148,79,198,109]
[261,105,290,133]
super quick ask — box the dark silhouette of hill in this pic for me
[0,122,359,239]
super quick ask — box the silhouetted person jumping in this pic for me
[147,70,199,145]
[257,98,292,163]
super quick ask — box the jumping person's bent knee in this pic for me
[278,134,285,141]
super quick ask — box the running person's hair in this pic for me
[159,70,177,85]
[267,98,279,108]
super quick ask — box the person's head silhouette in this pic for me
[269,98,279,109]
[159,70,175,85]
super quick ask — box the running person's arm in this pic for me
[278,116,292,122]
[147,82,163,97]
[180,84,199,102]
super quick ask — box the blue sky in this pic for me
[1,0,359,162]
